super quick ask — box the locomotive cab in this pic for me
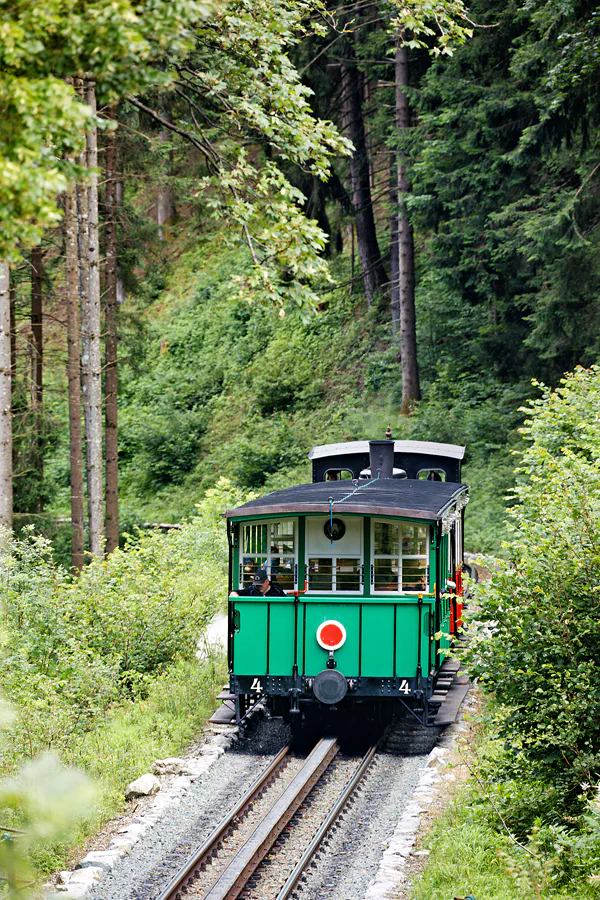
[224,438,468,731]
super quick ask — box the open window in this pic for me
[417,469,446,482]
[359,467,407,480]
[322,469,353,482]
[240,519,297,591]
[307,557,362,592]
[371,520,429,593]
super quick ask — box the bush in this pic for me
[0,479,244,878]
[410,731,600,900]
[0,478,246,765]
[462,366,600,814]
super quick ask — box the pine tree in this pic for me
[0,261,12,533]
[104,112,119,554]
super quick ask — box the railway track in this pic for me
[156,736,379,900]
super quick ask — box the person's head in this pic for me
[252,569,271,593]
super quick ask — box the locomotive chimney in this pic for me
[369,440,394,480]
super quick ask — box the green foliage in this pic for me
[0,696,96,899]
[0,480,239,878]
[29,656,223,875]
[462,366,600,811]
[163,0,352,312]
[1,478,241,761]
[410,733,600,899]
[390,0,473,55]
[0,0,212,257]
[410,0,600,382]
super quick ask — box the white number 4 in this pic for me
[251,678,263,693]
[399,680,410,695]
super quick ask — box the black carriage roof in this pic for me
[224,478,468,522]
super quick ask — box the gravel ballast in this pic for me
[63,689,473,900]
[85,716,289,900]
[299,752,425,900]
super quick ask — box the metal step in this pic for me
[439,659,460,675]
[433,675,470,727]
[209,700,236,725]
[428,692,447,706]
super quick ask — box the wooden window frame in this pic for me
[305,554,363,594]
[371,519,430,595]
[239,518,298,590]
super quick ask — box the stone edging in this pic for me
[49,709,261,899]
[362,693,475,900]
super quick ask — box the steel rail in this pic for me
[202,737,339,900]
[275,740,379,900]
[156,742,291,900]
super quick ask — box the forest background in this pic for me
[6,0,599,562]
[2,0,600,897]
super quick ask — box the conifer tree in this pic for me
[104,112,119,554]
[0,261,11,533]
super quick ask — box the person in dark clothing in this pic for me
[230,568,286,597]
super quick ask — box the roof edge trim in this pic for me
[308,440,465,461]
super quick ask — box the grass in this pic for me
[409,736,600,900]
[28,655,225,875]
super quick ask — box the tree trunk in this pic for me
[340,45,387,305]
[31,245,44,509]
[395,43,420,411]
[31,246,43,409]
[76,78,91,544]
[85,77,104,556]
[116,181,126,305]
[65,178,85,571]
[9,285,15,398]
[157,129,174,239]
[0,261,13,533]
[389,155,400,338]
[105,112,119,553]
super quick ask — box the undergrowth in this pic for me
[27,656,225,875]
[411,717,600,900]
[0,480,241,875]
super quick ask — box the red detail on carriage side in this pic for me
[456,566,464,596]
[455,567,464,630]
[316,620,346,650]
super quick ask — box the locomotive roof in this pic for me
[308,439,465,461]
[224,478,468,521]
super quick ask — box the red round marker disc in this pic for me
[316,620,346,651]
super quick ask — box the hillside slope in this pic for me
[70,224,524,553]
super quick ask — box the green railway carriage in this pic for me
[224,439,468,731]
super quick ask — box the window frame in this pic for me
[417,468,447,482]
[305,554,363,594]
[370,518,430,595]
[239,517,298,591]
[305,515,364,594]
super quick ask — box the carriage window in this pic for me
[372,521,429,593]
[240,519,296,590]
[323,469,353,482]
[417,469,446,482]
[308,557,361,592]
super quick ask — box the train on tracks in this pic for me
[224,436,468,733]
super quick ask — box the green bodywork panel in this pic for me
[234,600,268,675]
[269,602,296,673]
[303,603,360,675]
[232,597,435,678]
[231,511,449,680]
